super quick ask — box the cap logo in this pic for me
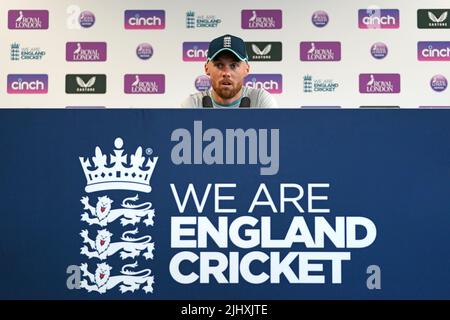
[223,36,231,48]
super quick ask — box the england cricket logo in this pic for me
[80,228,154,260]
[80,195,154,227]
[77,137,158,294]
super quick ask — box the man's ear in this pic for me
[204,62,210,76]
[244,61,250,76]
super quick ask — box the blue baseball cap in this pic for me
[207,34,248,62]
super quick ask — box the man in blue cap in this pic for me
[181,34,277,108]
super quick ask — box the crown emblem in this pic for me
[186,11,195,17]
[79,137,158,193]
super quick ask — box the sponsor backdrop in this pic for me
[1,109,450,299]
[0,0,450,108]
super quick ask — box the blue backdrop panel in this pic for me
[0,109,449,299]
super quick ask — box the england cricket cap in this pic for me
[207,34,248,62]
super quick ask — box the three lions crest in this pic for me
[80,228,154,260]
[81,195,154,227]
[79,262,154,294]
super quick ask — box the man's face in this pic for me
[205,51,250,101]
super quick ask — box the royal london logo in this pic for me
[300,42,341,62]
[8,10,49,30]
[76,137,158,294]
[359,73,401,94]
[241,9,282,29]
[124,74,165,94]
[66,42,107,62]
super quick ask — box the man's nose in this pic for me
[220,65,232,75]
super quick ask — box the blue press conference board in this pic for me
[0,109,449,300]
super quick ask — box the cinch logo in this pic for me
[182,42,209,62]
[244,74,282,94]
[359,73,401,94]
[418,42,450,61]
[241,10,282,29]
[246,42,282,61]
[7,74,48,94]
[124,74,165,94]
[300,42,341,61]
[66,74,106,94]
[358,9,400,29]
[124,10,165,29]
[10,43,46,61]
[418,9,449,29]
[66,42,107,62]
[8,10,49,30]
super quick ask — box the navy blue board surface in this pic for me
[0,109,449,299]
